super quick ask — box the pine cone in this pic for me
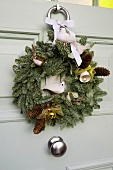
[94,67,110,76]
[80,53,92,69]
[33,119,45,134]
[27,104,43,118]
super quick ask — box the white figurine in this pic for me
[57,27,76,43]
[57,28,90,66]
[43,81,65,94]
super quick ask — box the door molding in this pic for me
[67,158,113,170]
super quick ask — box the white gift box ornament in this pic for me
[80,71,91,83]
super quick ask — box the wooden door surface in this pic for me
[0,1,113,170]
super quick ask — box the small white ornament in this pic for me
[43,81,65,94]
[66,93,71,102]
[57,28,75,43]
[33,59,43,66]
[80,71,91,83]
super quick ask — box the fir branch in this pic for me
[78,36,87,45]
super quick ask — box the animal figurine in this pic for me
[43,81,65,94]
[57,27,90,66]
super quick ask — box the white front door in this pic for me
[0,1,113,170]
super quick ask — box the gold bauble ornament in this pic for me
[47,109,56,119]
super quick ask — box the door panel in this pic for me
[0,29,42,122]
[0,1,113,170]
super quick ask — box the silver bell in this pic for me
[48,136,67,157]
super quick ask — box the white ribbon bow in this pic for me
[45,17,75,44]
[45,17,82,66]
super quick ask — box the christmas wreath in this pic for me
[12,28,110,134]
